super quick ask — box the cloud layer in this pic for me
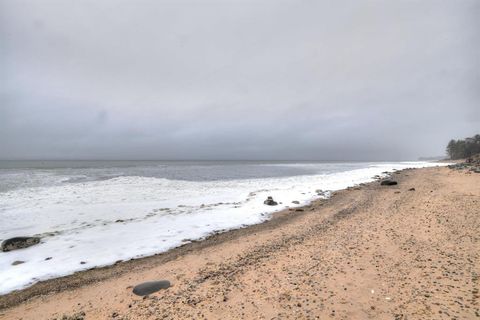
[1,0,479,160]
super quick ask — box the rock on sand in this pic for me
[380,180,398,186]
[132,280,171,296]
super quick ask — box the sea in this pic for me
[0,160,447,294]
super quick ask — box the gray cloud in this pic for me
[1,0,479,160]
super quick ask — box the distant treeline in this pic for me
[446,134,480,159]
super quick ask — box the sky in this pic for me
[0,0,479,161]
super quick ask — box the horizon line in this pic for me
[0,158,446,162]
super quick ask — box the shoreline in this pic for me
[0,162,434,295]
[1,165,478,319]
[0,175,334,309]
[0,163,427,300]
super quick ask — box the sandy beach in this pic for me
[0,165,478,320]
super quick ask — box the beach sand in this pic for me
[0,166,478,319]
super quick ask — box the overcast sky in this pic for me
[0,0,479,160]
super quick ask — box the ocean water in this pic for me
[0,160,446,294]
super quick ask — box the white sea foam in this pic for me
[0,161,447,294]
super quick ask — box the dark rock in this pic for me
[80,261,86,264]
[12,260,25,266]
[132,280,171,296]
[292,201,300,204]
[263,196,278,206]
[295,208,304,212]
[115,219,125,223]
[45,257,52,260]
[380,180,398,186]
[1,237,40,252]
[60,311,85,320]
[408,188,416,191]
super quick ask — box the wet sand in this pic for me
[0,166,479,319]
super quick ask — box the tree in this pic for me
[446,139,457,159]
[446,134,480,159]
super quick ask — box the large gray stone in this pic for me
[263,196,278,206]
[380,180,398,186]
[1,237,40,252]
[132,280,171,296]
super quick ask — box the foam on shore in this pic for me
[0,162,446,294]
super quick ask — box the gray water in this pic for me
[0,160,374,193]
